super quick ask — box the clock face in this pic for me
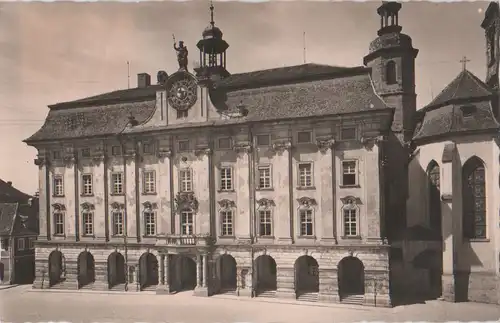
[168,77,197,111]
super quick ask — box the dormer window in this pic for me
[460,105,477,118]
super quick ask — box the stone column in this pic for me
[165,254,170,291]
[156,254,167,294]
[276,266,295,299]
[234,144,252,242]
[318,268,339,303]
[270,141,292,244]
[196,254,202,287]
[317,138,337,243]
[202,254,207,288]
[194,254,208,296]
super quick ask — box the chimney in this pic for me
[28,198,33,206]
[137,73,151,88]
[6,181,12,186]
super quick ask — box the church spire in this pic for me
[210,0,215,28]
[376,1,403,36]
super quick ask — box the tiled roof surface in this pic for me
[0,179,32,203]
[413,100,500,141]
[215,63,361,90]
[12,204,38,236]
[424,69,493,110]
[0,203,18,236]
[25,100,156,143]
[124,70,390,134]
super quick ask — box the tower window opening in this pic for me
[386,61,397,85]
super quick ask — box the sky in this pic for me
[0,0,492,194]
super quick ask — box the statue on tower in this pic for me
[173,34,188,70]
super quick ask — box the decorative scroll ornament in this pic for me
[340,196,362,208]
[194,147,212,157]
[91,154,106,166]
[51,203,66,212]
[316,138,336,153]
[270,141,292,156]
[80,202,95,211]
[62,153,76,166]
[34,155,48,167]
[233,143,252,155]
[174,192,199,212]
[142,201,158,211]
[256,198,275,208]
[110,202,125,210]
[218,199,236,209]
[360,135,385,151]
[296,197,317,208]
[19,214,29,228]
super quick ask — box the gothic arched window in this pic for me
[462,156,486,239]
[427,161,441,236]
[386,61,397,85]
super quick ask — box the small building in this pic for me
[0,180,39,285]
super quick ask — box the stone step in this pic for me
[219,288,237,296]
[256,290,277,298]
[141,285,157,292]
[297,292,319,302]
[79,283,95,290]
[341,294,364,305]
[109,284,126,291]
[50,282,70,290]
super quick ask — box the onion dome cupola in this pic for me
[363,1,419,142]
[195,1,230,83]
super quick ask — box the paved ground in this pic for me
[1,285,500,323]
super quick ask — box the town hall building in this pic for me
[24,1,500,307]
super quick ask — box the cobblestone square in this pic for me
[1,286,500,323]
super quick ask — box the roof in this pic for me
[0,179,33,203]
[413,100,500,142]
[215,63,364,91]
[124,67,392,134]
[423,69,493,110]
[0,203,18,236]
[25,100,156,143]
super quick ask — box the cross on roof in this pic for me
[460,56,471,71]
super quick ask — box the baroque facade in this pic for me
[24,1,500,307]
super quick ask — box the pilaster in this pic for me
[124,152,138,242]
[316,138,337,243]
[318,268,339,302]
[34,151,50,240]
[234,143,252,241]
[62,148,77,240]
[194,147,212,235]
[275,266,295,299]
[157,149,172,235]
[270,141,292,244]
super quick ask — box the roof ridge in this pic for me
[464,69,493,94]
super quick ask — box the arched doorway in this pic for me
[218,254,237,292]
[139,252,158,290]
[48,250,64,287]
[77,251,95,288]
[254,255,277,296]
[294,255,319,297]
[338,256,365,298]
[173,255,197,291]
[107,252,126,288]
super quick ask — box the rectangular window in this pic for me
[143,143,153,155]
[28,237,35,249]
[256,134,270,147]
[144,211,156,236]
[218,137,232,150]
[342,160,357,186]
[143,171,156,194]
[259,210,272,236]
[178,140,190,152]
[177,110,188,119]
[298,163,313,188]
[258,166,272,189]
[220,210,234,236]
[54,212,64,235]
[181,211,194,235]
[341,127,356,140]
[17,238,25,251]
[112,211,124,236]
[111,173,123,195]
[53,176,64,197]
[180,169,193,192]
[82,174,93,195]
[82,212,94,236]
[343,209,358,237]
[299,209,314,236]
[52,150,62,160]
[220,167,233,191]
[81,148,91,158]
[111,145,122,156]
[297,131,312,144]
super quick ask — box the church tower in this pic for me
[363,2,419,143]
[481,2,499,91]
[194,2,230,84]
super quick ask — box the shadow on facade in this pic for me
[390,144,484,306]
